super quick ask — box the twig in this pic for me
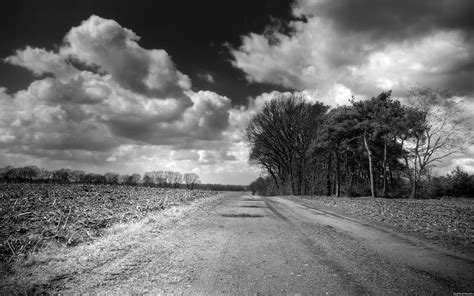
[6,240,15,255]
[62,208,72,229]
[57,213,63,229]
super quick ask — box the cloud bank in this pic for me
[230,0,474,103]
[1,15,259,184]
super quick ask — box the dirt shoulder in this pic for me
[281,195,474,256]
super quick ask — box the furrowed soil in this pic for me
[283,195,474,256]
[0,184,219,265]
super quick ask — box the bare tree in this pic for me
[183,173,200,190]
[404,87,472,198]
[164,171,182,188]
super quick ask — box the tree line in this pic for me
[0,166,244,191]
[246,87,472,198]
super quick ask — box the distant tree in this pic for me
[3,166,41,182]
[183,173,200,190]
[173,172,183,188]
[143,172,155,186]
[248,176,273,195]
[39,168,52,183]
[164,171,182,188]
[127,173,141,186]
[119,174,130,185]
[0,166,13,182]
[81,173,106,184]
[448,166,473,197]
[71,170,85,183]
[104,172,120,185]
[154,171,167,187]
[52,168,73,184]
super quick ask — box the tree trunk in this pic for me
[335,144,341,197]
[382,139,387,197]
[410,140,420,199]
[363,133,375,198]
[410,171,417,199]
[326,152,332,196]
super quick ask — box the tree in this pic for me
[246,94,328,195]
[318,106,360,197]
[350,92,392,197]
[348,91,425,198]
[404,87,472,198]
[52,168,73,184]
[0,166,13,182]
[143,172,155,186]
[104,172,120,185]
[183,173,200,190]
[127,173,141,185]
[448,166,473,197]
[82,173,106,184]
[164,171,182,188]
[20,166,41,182]
[70,170,85,183]
[119,174,130,185]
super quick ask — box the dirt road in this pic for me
[8,193,474,295]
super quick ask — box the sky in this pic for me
[0,0,473,184]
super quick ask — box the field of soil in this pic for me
[283,195,474,255]
[0,183,218,265]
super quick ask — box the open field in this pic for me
[0,183,219,265]
[283,195,474,255]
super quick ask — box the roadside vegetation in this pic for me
[247,86,473,199]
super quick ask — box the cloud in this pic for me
[2,15,234,150]
[5,47,78,81]
[197,72,215,83]
[60,15,191,99]
[0,15,257,184]
[230,0,474,100]
[295,0,474,41]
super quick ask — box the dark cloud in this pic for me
[299,0,474,41]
